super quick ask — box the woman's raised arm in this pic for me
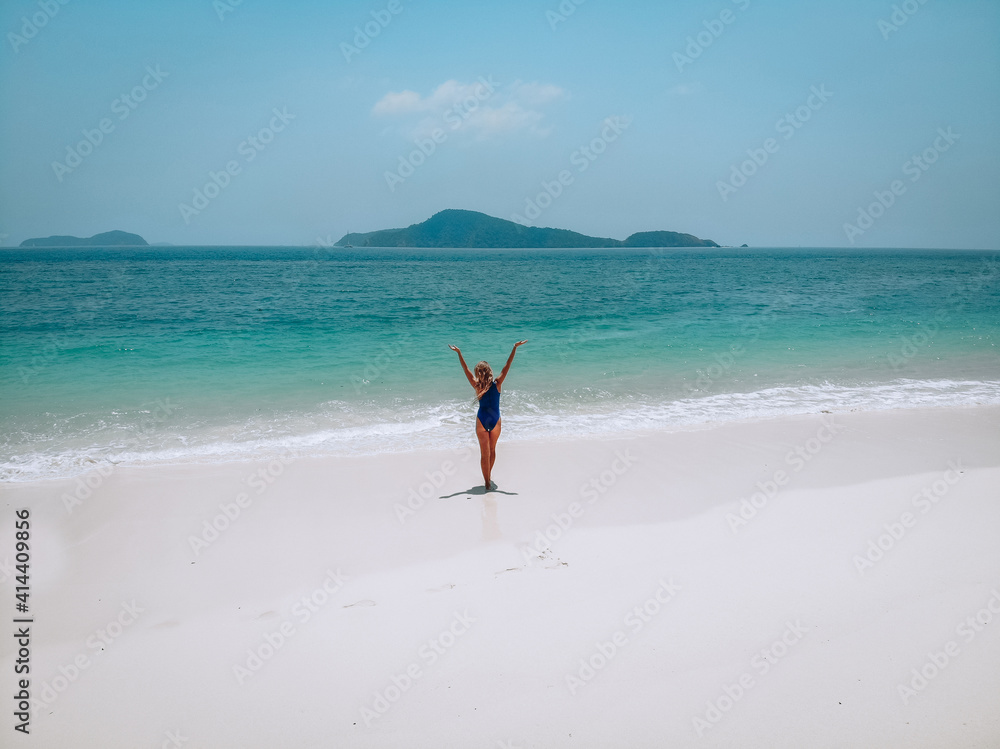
[449,345,477,389]
[496,340,528,388]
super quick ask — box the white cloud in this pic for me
[371,90,423,116]
[372,78,566,140]
[667,82,704,96]
[509,80,566,106]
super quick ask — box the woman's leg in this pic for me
[488,418,502,477]
[476,418,491,489]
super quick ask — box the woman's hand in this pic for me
[451,345,475,387]
[513,340,528,348]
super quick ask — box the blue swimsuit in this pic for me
[477,381,501,432]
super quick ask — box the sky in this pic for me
[0,0,998,249]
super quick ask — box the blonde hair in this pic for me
[473,360,494,400]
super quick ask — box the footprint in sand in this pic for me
[495,566,530,578]
[342,599,377,608]
[502,547,568,574]
[540,551,570,569]
[427,583,456,593]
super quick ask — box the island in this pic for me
[336,210,719,248]
[20,230,148,248]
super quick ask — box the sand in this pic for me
[2,406,999,748]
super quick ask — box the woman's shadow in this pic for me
[438,483,518,498]
[437,486,518,541]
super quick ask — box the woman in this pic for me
[449,340,527,491]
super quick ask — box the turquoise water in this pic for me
[1,247,998,480]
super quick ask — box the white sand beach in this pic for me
[2,406,999,748]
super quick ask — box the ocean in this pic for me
[1,246,998,482]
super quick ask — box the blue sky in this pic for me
[1,0,997,248]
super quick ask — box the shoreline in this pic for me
[1,405,998,746]
[4,383,1000,484]
[11,402,996,505]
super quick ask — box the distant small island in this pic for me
[20,230,148,248]
[336,210,719,249]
